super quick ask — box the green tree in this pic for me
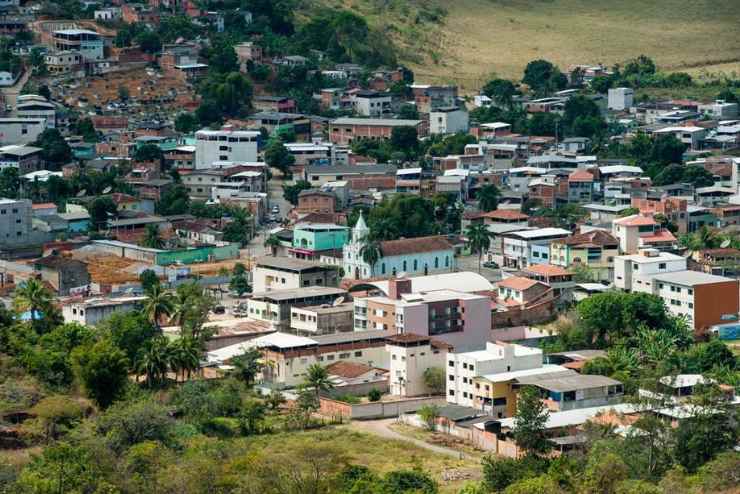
[133,143,163,162]
[674,405,738,472]
[99,311,157,366]
[522,59,567,95]
[229,274,252,296]
[581,450,629,494]
[72,340,129,408]
[33,128,72,166]
[465,223,493,273]
[74,118,98,143]
[239,399,266,435]
[264,139,296,176]
[398,103,419,119]
[230,348,263,386]
[282,180,312,205]
[359,239,382,277]
[512,386,552,457]
[30,395,85,442]
[422,367,445,395]
[476,184,500,211]
[418,404,440,431]
[303,363,334,402]
[174,113,199,134]
[135,30,162,54]
[263,234,281,256]
[143,283,173,330]
[135,336,171,387]
[0,167,20,198]
[142,224,164,249]
[390,126,419,159]
[482,78,518,108]
[138,269,159,292]
[168,336,201,381]
[13,278,53,330]
[88,196,117,230]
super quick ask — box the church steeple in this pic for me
[353,211,370,242]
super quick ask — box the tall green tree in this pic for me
[13,278,53,331]
[72,340,129,408]
[141,224,164,249]
[465,223,493,273]
[264,139,296,176]
[303,363,334,402]
[360,239,382,277]
[230,348,263,386]
[512,386,552,457]
[476,184,500,212]
[143,284,174,330]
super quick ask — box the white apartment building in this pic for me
[607,87,634,111]
[502,228,571,269]
[62,296,145,326]
[612,249,687,291]
[194,129,259,168]
[429,106,469,135]
[0,198,33,248]
[386,333,449,397]
[653,126,707,150]
[447,342,542,407]
[352,90,392,117]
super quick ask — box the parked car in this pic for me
[482,261,499,269]
[272,205,280,214]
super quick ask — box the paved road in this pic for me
[348,418,465,459]
[0,69,30,109]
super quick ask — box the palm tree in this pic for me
[230,348,263,386]
[476,184,500,212]
[142,224,164,249]
[13,278,53,329]
[303,363,334,402]
[143,283,174,330]
[169,336,202,381]
[136,336,171,387]
[263,234,280,256]
[359,239,382,277]
[465,223,493,273]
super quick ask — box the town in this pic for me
[0,1,738,493]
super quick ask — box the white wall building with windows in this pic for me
[194,129,259,169]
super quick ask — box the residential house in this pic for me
[0,198,33,249]
[550,230,619,281]
[386,333,451,397]
[52,29,103,61]
[0,145,42,174]
[34,255,91,295]
[290,223,349,260]
[612,214,677,253]
[328,118,425,146]
[15,94,56,128]
[689,248,740,277]
[567,169,596,203]
[502,228,571,269]
[62,296,145,325]
[194,129,259,169]
[520,264,575,299]
[429,106,469,135]
[253,95,296,114]
[252,256,340,293]
[613,249,687,292]
[0,118,45,145]
[296,189,337,214]
[351,90,392,117]
[290,302,354,335]
[495,277,551,307]
[246,286,348,331]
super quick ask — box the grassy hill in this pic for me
[317,0,740,90]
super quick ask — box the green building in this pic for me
[291,223,349,259]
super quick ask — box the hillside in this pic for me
[319,0,740,90]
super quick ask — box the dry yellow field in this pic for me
[332,0,740,90]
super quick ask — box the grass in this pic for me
[245,427,482,493]
[320,0,740,90]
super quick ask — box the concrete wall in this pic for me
[319,396,447,420]
[156,243,239,265]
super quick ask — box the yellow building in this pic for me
[550,230,619,282]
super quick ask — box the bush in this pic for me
[201,417,240,438]
[367,388,382,402]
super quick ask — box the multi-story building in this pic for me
[44,50,82,74]
[613,249,687,291]
[52,29,103,61]
[502,228,571,269]
[328,117,424,146]
[386,333,450,397]
[355,277,492,349]
[0,118,45,145]
[550,230,619,281]
[34,255,91,295]
[0,145,42,174]
[290,302,354,335]
[612,214,677,253]
[0,198,33,248]
[62,296,145,325]
[194,129,259,169]
[246,286,347,330]
[607,87,634,111]
[447,342,543,408]
[649,271,739,333]
[429,106,469,135]
[15,95,56,129]
[290,223,349,260]
[252,256,340,293]
[567,169,596,203]
[411,84,458,113]
[343,214,455,280]
[351,90,392,117]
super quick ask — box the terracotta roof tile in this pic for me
[613,214,656,227]
[480,209,529,220]
[497,276,540,291]
[556,230,618,248]
[325,361,377,379]
[523,264,571,276]
[379,235,453,257]
[568,169,594,182]
[640,229,676,243]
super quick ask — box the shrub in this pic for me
[367,388,382,402]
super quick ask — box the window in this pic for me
[659,263,666,269]
[449,375,454,381]
[462,392,468,398]
[449,390,455,396]
[448,360,454,367]
[462,377,468,384]
[339,352,350,359]
[354,351,362,357]
[688,289,693,295]
[462,363,467,370]
[493,397,507,406]
[413,259,418,271]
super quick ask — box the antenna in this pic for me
[102,186,112,194]
[721,239,731,248]
[397,272,407,279]
[76,189,86,197]
[333,296,345,306]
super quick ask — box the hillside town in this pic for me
[0,1,738,493]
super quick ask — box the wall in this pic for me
[319,396,447,420]
[694,281,740,334]
[155,243,239,265]
[491,297,556,328]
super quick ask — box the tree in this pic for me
[398,103,419,119]
[118,85,129,101]
[74,118,98,143]
[143,283,173,329]
[88,196,117,230]
[230,348,263,386]
[390,126,419,159]
[174,113,198,133]
[167,336,201,381]
[135,336,171,387]
[198,72,253,119]
[282,180,311,205]
[303,363,334,402]
[581,450,629,494]
[239,399,266,435]
[477,184,500,212]
[142,224,164,249]
[33,128,72,166]
[465,223,493,273]
[156,184,190,216]
[95,398,174,452]
[0,167,20,198]
[138,269,159,292]
[482,78,518,108]
[512,386,552,457]
[263,234,281,256]
[135,30,161,54]
[13,278,53,331]
[30,395,84,442]
[522,59,567,95]
[359,239,382,277]
[229,274,251,296]
[418,404,440,431]
[72,340,129,408]
[99,311,157,366]
[422,367,445,395]
[133,143,163,162]
[264,139,296,176]
[717,88,739,104]
[266,388,286,410]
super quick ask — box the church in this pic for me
[343,213,457,280]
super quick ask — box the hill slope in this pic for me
[320,0,740,89]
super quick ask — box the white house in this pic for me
[62,296,145,325]
[194,129,259,169]
[429,106,469,135]
[612,249,687,291]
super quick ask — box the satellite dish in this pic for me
[333,296,345,306]
[397,272,407,279]
[721,239,731,248]
[76,189,86,197]
[102,186,112,194]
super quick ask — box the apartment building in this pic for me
[194,129,259,168]
[351,90,392,117]
[328,117,424,146]
[613,249,687,291]
[0,198,33,248]
[15,95,56,129]
[354,277,491,350]
[612,214,677,253]
[429,106,469,135]
[502,228,571,269]
[550,230,619,281]
[447,342,543,408]
[650,271,739,333]
[246,286,347,330]
[386,333,450,397]
[52,29,103,61]
[290,302,354,335]
[0,118,45,145]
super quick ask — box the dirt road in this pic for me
[347,418,465,459]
